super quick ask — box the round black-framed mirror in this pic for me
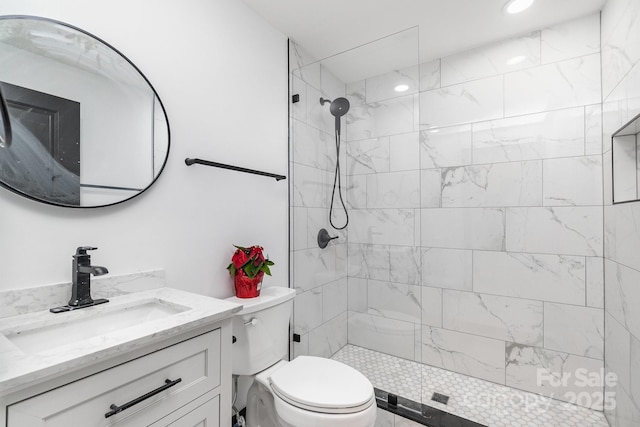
[0,15,170,208]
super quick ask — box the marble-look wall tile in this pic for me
[389,132,420,172]
[348,243,390,281]
[367,279,422,323]
[472,107,585,164]
[585,104,603,155]
[347,174,367,209]
[420,124,472,168]
[291,162,329,208]
[347,136,390,175]
[290,74,307,122]
[419,59,441,92]
[347,94,416,141]
[541,13,600,64]
[419,75,504,129]
[292,206,307,250]
[293,247,337,292]
[309,312,348,358]
[421,326,505,384]
[421,248,472,291]
[506,206,603,256]
[421,286,442,327]
[631,334,640,407]
[348,277,368,313]
[443,290,543,346]
[606,202,640,271]
[346,78,366,101]
[307,83,337,135]
[291,61,321,92]
[336,243,348,279]
[441,32,540,87]
[366,66,419,103]
[602,0,640,98]
[504,54,601,116]
[601,0,633,46]
[543,303,604,359]
[605,259,640,340]
[292,119,333,171]
[348,311,416,360]
[421,208,505,250]
[293,287,323,334]
[389,245,421,285]
[367,171,420,208]
[586,256,604,308]
[604,149,614,208]
[292,331,309,358]
[604,312,631,394]
[542,155,603,206]
[323,278,347,322]
[473,251,586,305]
[505,344,604,408]
[604,382,640,427]
[441,161,542,207]
[349,209,415,246]
[320,64,346,101]
[420,170,441,208]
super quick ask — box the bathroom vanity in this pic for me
[0,284,241,427]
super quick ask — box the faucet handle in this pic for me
[75,246,98,256]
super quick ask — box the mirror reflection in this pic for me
[0,16,169,207]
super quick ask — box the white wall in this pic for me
[0,0,289,298]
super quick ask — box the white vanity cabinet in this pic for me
[3,325,232,427]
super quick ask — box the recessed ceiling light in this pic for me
[506,55,526,65]
[504,0,535,14]
[395,84,409,92]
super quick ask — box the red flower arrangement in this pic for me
[227,245,274,298]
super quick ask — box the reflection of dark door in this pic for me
[0,82,80,205]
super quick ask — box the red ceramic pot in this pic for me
[234,270,264,298]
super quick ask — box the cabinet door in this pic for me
[8,330,220,427]
[150,395,219,427]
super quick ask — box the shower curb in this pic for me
[375,388,487,427]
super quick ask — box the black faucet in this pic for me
[50,246,110,313]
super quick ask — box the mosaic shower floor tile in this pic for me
[332,345,609,427]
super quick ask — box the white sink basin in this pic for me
[2,299,188,354]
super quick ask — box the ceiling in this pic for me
[241,0,607,66]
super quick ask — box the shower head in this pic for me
[319,97,351,136]
[329,97,350,117]
[319,97,351,117]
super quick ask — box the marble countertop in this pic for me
[0,287,242,397]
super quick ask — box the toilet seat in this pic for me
[269,356,375,414]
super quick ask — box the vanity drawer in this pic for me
[8,329,221,427]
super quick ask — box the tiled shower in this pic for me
[290,0,640,425]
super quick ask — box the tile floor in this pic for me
[332,345,609,427]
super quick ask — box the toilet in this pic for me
[226,286,377,427]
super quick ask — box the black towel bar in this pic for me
[185,158,286,181]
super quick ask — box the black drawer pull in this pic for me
[104,378,182,418]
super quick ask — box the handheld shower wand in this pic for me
[320,97,351,230]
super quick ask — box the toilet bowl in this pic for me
[226,287,376,427]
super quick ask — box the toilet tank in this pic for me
[226,286,296,376]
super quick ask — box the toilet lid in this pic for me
[269,356,374,414]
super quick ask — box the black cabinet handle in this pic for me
[104,378,182,418]
[0,86,12,148]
